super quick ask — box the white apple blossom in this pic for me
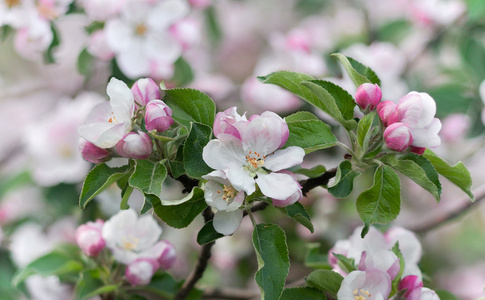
[102,209,167,264]
[104,0,189,79]
[78,78,135,148]
[203,170,245,235]
[202,111,305,201]
[25,275,72,300]
[337,269,391,300]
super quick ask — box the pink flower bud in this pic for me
[115,131,153,159]
[384,123,413,152]
[355,83,382,110]
[213,107,247,139]
[157,240,176,269]
[410,146,426,155]
[377,100,399,127]
[131,78,161,107]
[145,100,174,132]
[75,220,105,256]
[399,275,423,299]
[125,258,159,286]
[78,138,111,163]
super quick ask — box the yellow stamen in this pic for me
[6,0,20,8]
[135,24,148,36]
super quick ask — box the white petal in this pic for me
[226,163,255,195]
[105,19,135,53]
[264,146,305,171]
[84,102,112,123]
[107,77,134,123]
[117,49,152,79]
[202,134,245,170]
[94,122,131,148]
[256,173,300,200]
[145,31,181,64]
[213,210,243,235]
[148,0,189,29]
[411,118,441,148]
[242,114,287,156]
[78,122,116,145]
[204,181,230,211]
[135,214,163,249]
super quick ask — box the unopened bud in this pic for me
[78,138,111,163]
[157,240,176,269]
[377,100,399,127]
[75,220,105,256]
[398,275,423,299]
[132,78,161,107]
[115,131,153,159]
[145,100,174,133]
[355,83,382,110]
[384,123,413,152]
[125,258,159,286]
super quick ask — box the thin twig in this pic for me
[409,184,485,234]
[175,208,215,300]
[300,168,338,196]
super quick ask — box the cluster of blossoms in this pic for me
[202,108,305,235]
[355,83,441,154]
[75,209,176,286]
[78,77,173,163]
[330,226,439,300]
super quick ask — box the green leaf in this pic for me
[197,220,224,245]
[328,160,360,198]
[43,23,60,64]
[377,20,412,44]
[285,111,320,122]
[285,120,338,153]
[357,112,377,150]
[77,48,94,78]
[128,160,168,197]
[164,88,216,128]
[151,187,207,228]
[331,53,381,87]
[423,149,474,200]
[290,165,327,178]
[305,243,331,270]
[13,247,83,286]
[74,271,118,300]
[427,84,473,116]
[460,37,485,81]
[84,21,104,34]
[306,269,344,298]
[173,57,194,86]
[435,290,460,300]
[306,80,356,120]
[281,287,326,300]
[381,153,441,201]
[252,224,290,300]
[356,166,401,233]
[300,80,357,129]
[79,163,132,209]
[389,242,405,297]
[205,6,222,45]
[183,122,213,178]
[277,202,314,233]
[332,253,356,273]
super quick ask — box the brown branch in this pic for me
[408,185,485,234]
[300,168,337,196]
[175,207,215,300]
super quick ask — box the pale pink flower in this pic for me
[102,209,167,264]
[13,17,52,61]
[75,220,106,256]
[145,100,174,132]
[398,92,441,149]
[25,275,72,300]
[384,122,414,152]
[80,0,126,21]
[358,250,400,280]
[337,269,392,300]
[213,107,247,139]
[241,77,301,113]
[125,258,159,286]
[202,111,304,201]
[79,78,135,148]
[87,30,115,61]
[355,83,382,110]
[440,113,470,143]
[169,17,200,51]
[385,227,423,278]
[188,0,211,9]
[115,131,153,159]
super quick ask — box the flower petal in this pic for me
[264,146,305,171]
[256,172,300,200]
[242,113,288,156]
[202,133,245,170]
[226,162,256,195]
[213,210,244,235]
[107,77,134,123]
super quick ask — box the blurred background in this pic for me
[0,0,485,299]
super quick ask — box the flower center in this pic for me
[245,151,266,174]
[135,23,148,36]
[6,0,20,8]
[121,235,140,251]
[353,289,372,300]
[37,4,57,19]
[108,113,118,124]
[216,185,237,203]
